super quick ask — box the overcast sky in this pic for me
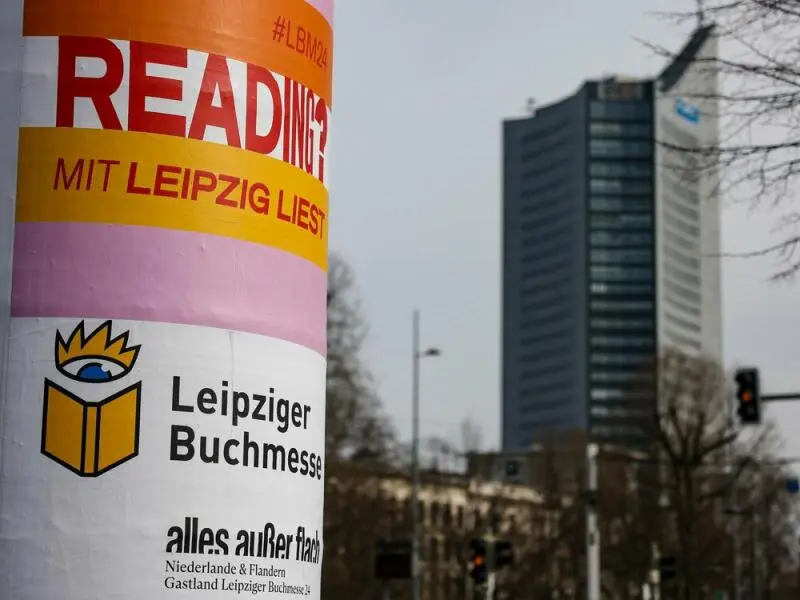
[327,0,800,460]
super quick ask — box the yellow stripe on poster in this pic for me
[16,128,328,270]
[83,406,98,474]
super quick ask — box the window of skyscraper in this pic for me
[589,122,652,138]
[664,246,700,269]
[591,371,641,383]
[590,249,653,263]
[590,231,653,246]
[664,311,701,332]
[590,197,652,212]
[590,299,653,311]
[589,139,652,157]
[590,282,654,294]
[664,213,700,236]
[664,265,702,287]
[590,353,651,366]
[591,406,653,420]
[589,101,652,120]
[664,331,702,351]
[664,280,701,302]
[664,292,701,317]
[590,214,653,229]
[590,388,625,401]
[665,196,700,221]
[590,335,655,348]
[589,179,653,195]
[659,118,698,148]
[590,318,653,330]
[663,176,700,203]
[590,266,653,282]
[590,161,652,178]
[664,229,699,253]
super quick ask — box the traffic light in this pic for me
[735,367,761,425]
[659,555,677,581]
[468,538,487,584]
[468,538,514,583]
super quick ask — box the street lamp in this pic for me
[411,309,440,600]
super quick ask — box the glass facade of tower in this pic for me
[502,26,720,451]
[585,81,656,445]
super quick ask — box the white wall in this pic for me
[654,30,723,364]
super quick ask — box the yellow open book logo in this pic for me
[41,321,142,477]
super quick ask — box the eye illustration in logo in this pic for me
[41,321,143,477]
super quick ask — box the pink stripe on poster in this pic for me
[11,222,327,355]
[306,0,333,25]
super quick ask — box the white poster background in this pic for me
[0,317,326,599]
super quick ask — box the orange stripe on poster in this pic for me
[23,0,333,105]
[16,127,328,270]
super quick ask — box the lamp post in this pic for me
[586,443,601,600]
[411,309,440,600]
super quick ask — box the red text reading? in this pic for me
[55,37,330,184]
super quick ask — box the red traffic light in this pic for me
[735,367,761,425]
[468,538,488,584]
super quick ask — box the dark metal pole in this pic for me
[728,392,741,600]
[411,310,420,600]
[761,393,800,402]
[751,506,759,600]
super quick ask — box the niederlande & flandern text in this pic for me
[164,561,308,595]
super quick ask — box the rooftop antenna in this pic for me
[696,0,705,27]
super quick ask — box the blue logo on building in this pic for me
[675,99,700,125]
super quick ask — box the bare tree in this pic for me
[322,461,399,600]
[646,1,800,278]
[596,448,666,600]
[625,348,787,599]
[425,436,461,473]
[729,455,800,600]
[513,430,586,599]
[460,418,483,454]
[423,418,484,474]
[326,253,396,464]
[524,430,667,599]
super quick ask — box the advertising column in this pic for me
[0,1,333,598]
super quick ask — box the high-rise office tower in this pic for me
[501,26,721,450]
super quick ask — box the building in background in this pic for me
[465,440,649,497]
[323,461,556,600]
[501,26,721,450]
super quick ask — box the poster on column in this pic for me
[0,0,333,598]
